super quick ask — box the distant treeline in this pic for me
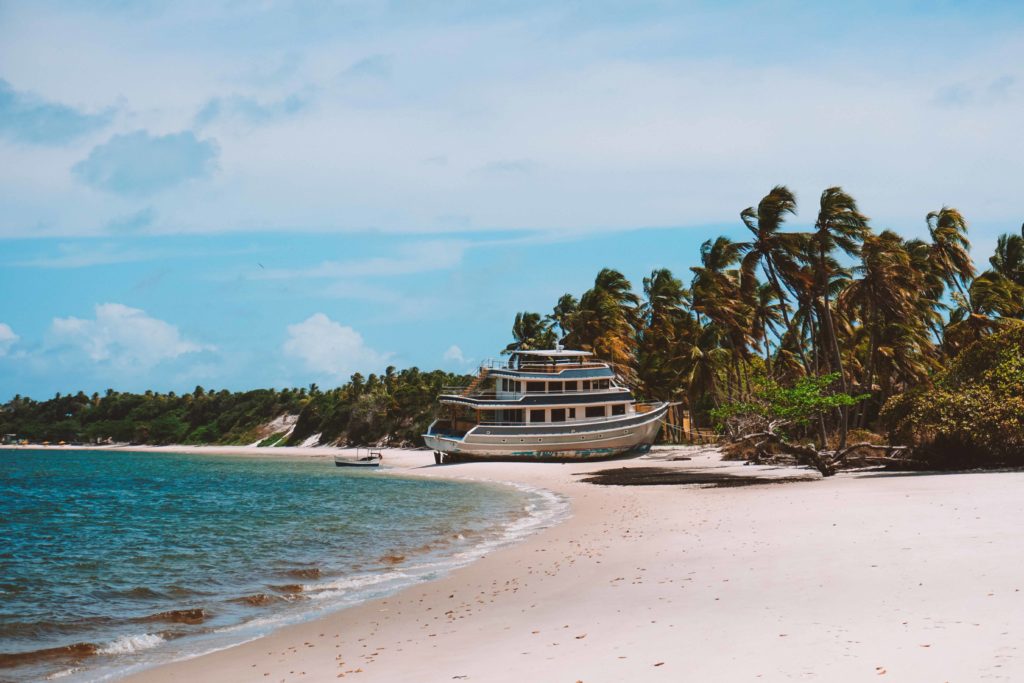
[0,367,471,447]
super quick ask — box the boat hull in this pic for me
[423,403,668,462]
[333,457,381,468]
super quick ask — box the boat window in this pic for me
[548,381,563,393]
[568,408,576,419]
[585,406,605,418]
[611,404,626,416]
[564,381,578,392]
[526,381,545,393]
[529,409,546,423]
[582,380,591,390]
[550,408,566,422]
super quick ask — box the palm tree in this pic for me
[637,268,697,437]
[637,268,693,399]
[750,282,784,373]
[839,230,922,426]
[944,271,1024,352]
[504,312,556,353]
[691,236,762,402]
[572,269,641,375]
[812,187,869,447]
[926,207,975,298]
[686,327,729,424]
[547,294,579,343]
[990,223,1024,287]
[737,186,810,373]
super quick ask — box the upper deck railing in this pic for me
[479,357,610,373]
[438,387,626,399]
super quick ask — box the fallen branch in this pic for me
[731,434,913,477]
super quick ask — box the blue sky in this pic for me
[1,0,1023,399]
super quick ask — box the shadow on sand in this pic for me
[577,466,818,487]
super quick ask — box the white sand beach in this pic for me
[105,445,1024,682]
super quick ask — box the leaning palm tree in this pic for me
[812,187,869,447]
[737,186,810,372]
[926,207,976,298]
[900,236,949,347]
[573,269,641,377]
[690,236,756,398]
[839,230,922,426]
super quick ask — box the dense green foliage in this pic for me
[0,368,470,447]
[711,373,867,438]
[880,322,1024,466]
[508,192,1022,455]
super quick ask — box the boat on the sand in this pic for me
[333,449,383,468]
[424,347,668,462]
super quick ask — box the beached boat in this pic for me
[423,348,669,462]
[334,449,383,468]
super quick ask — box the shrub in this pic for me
[880,321,1024,467]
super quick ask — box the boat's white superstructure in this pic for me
[423,349,668,462]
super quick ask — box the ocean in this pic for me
[0,449,565,682]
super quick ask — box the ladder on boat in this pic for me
[461,368,490,396]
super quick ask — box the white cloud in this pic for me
[2,3,1024,240]
[283,313,390,382]
[47,303,210,370]
[0,323,18,356]
[443,344,466,363]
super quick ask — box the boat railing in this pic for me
[438,387,627,399]
[474,405,662,428]
[478,358,609,373]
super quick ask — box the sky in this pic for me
[1,0,1023,399]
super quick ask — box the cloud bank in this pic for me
[48,303,210,371]
[2,2,1023,237]
[0,78,112,145]
[72,130,219,196]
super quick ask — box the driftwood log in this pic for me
[735,432,914,477]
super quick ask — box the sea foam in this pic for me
[96,633,165,655]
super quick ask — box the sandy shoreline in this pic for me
[9,445,1024,681]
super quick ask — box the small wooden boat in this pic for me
[334,448,383,468]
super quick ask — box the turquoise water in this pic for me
[0,450,562,681]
